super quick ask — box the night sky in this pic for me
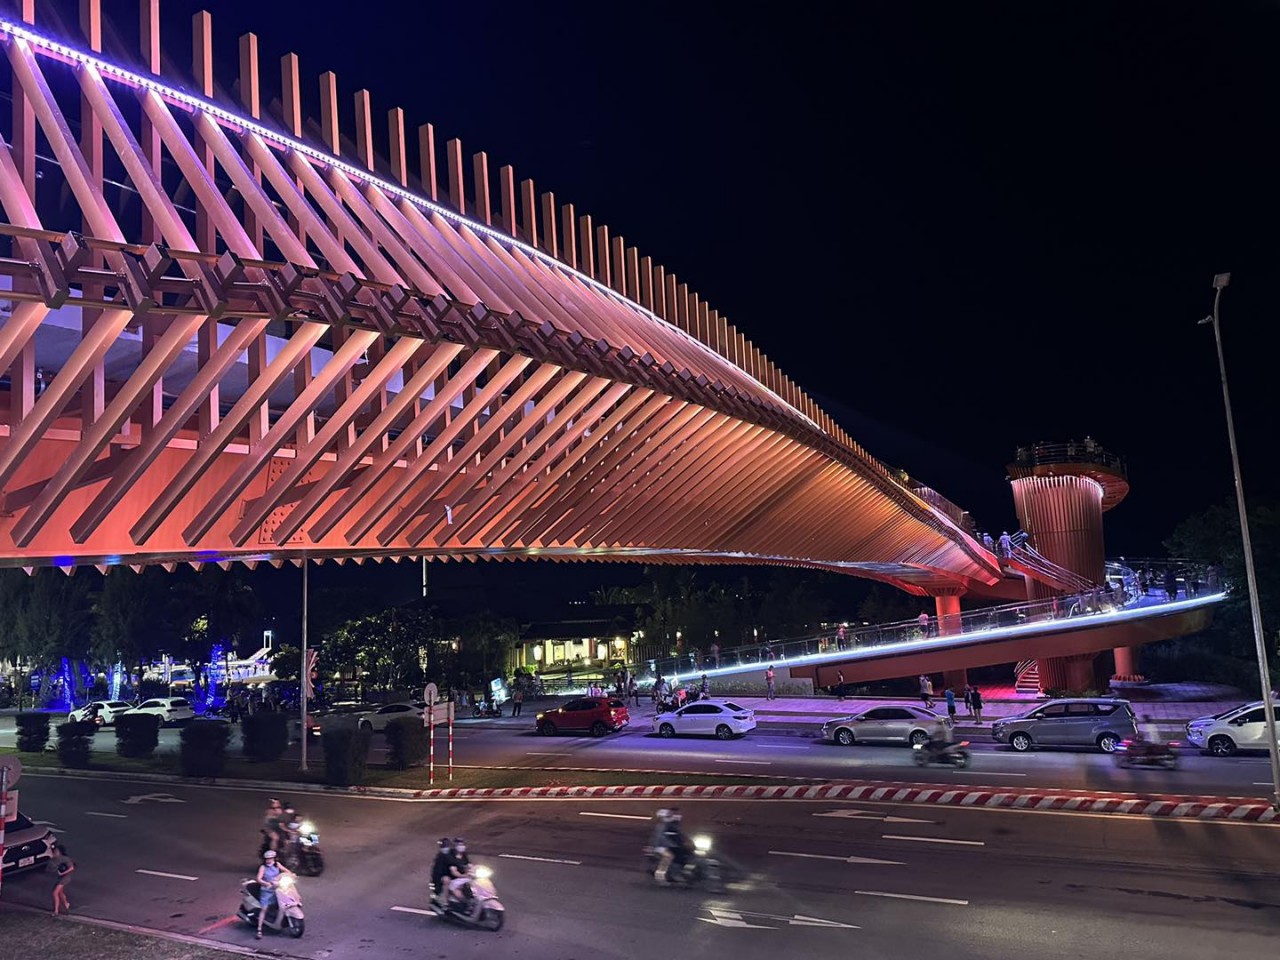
[40,1,1280,561]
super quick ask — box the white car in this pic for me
[2,811,57,874]
[1186,701,1279,756]
[356,701,427,733]
[68,700,136,725]
[127,697,195,725]
[821,704,951,747]
[653,699,757,740]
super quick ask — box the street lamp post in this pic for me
[1200,272,1280,810]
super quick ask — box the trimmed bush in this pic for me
[115,712,162,759]
[384,715,429,771]
[241,711,290,762]
[322,726,371,787]
[180,720,231,778]
[56,721,95,768]
[15,713,51,753]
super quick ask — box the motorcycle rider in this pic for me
[654,808,691,882]
[443,837,473,910]
[253,849,295,939]
[430,837,455,907]
[921,719,956,762]
[260,797,285,855]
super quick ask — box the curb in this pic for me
[21,765,1278,822]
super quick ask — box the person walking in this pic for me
[919,674,934,709]
[970,685,984,724]
[917,612,930,637]
[944,686,957,724]
[629,677,640,707]
[835,670,846,700]
[511,687,524,717]
[765,665,776,701]
[51,842,75,915]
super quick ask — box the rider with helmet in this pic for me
[443,838,472,909]
[654,808,691,882]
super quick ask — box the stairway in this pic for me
[1014,659,1041,695]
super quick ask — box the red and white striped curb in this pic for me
[382,780,1280,822]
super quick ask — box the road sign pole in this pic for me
[448,703,454,782]
[300,562,309,773]
[1,766,9,901]
[429,701,435,786]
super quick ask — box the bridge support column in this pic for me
[1038,654,1098,695]
[1112,645,1143,683]
[933,594,966,691]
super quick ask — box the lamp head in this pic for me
[1198,315,1214,326]
[1213,273,1231,289]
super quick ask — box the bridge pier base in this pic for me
[942,669,968,693]
[1111,645,1144,684]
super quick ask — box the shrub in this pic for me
[180,720,231,778]
[115,712,161,759]
[384,715,429,770]
[241,712,290,762]
[15,713,51,753]
[55,721,95,768]
[322,726,371,787]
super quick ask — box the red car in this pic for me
[535,696,630,737]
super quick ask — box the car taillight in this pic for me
[733,715,749,721]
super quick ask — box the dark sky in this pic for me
[39,0,1280,558]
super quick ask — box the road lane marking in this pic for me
[391,905,438,917]
[944,771,1027,777]
[882,835,984,846]
[85,811,128,819]
[526,752,572,756]
[754,744,810,750]
[136,869,199,881]
[498,853,581,865]
[714,759,773,765]
[579,811,651,821]
[855,890,968,906]
[814,810,935,824]
[770,849,903,865]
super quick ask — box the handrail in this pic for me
[1012,440,1127,478]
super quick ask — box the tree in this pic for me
[5,569,95,702]
[175,567,262,695]
[93,567,178,679]
[449,610,519,683]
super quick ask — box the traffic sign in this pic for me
[423,682,439,705]
[0,755,22,788]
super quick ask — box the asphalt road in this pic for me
[4,772,1279,960]
[3,714,1275,797]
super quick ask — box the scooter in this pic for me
[913,739,972,768]
[236,874,305,938]
[472,700,503,718]
[644,835,724,892]
[432,864,505,931]
[1113,738,1179,770]
[257,814,324,876]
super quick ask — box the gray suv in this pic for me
[992,698,1137,753]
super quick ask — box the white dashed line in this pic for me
[855,890,969,905]
[770,850,903,865]
[391,905,437,916]
[498,853,581,865]
[882,835,985,846]
[85,812,128,819]
[136,869,199,881]
[713,759,773,765]
[579,812,651,821]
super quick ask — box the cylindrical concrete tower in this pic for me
[1007,440,1134,686]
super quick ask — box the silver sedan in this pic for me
[821,704,951,747]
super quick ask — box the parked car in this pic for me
[1186,701,1279,756]
[126,697,195,726]
[2,811,57,874]
[821,704,950,747]
[992,697,1137,753]
[653,699,756,740]
[356,701,427,733]
[68,700,135,726]
[536,696,630,737]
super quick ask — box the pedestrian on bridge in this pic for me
[998,531,1013,557]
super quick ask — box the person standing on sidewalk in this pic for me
[970,685,984,724]
[835,670,846,700]
[765,665,776,701]
[919,674,934,709]
[944,686,956,724]
[963,684,974,717]
[511,687,524,717]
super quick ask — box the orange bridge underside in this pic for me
[0,18,1000,591]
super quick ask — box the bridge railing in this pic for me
[635,559,1222,686]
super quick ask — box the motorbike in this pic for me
[472,700,503,718]
[236,874,305,939]
[913,739,971,769]
[258,817,325,876]
[644,834,724,891]
[1113,738,1179,770]
[432,864,505,931]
